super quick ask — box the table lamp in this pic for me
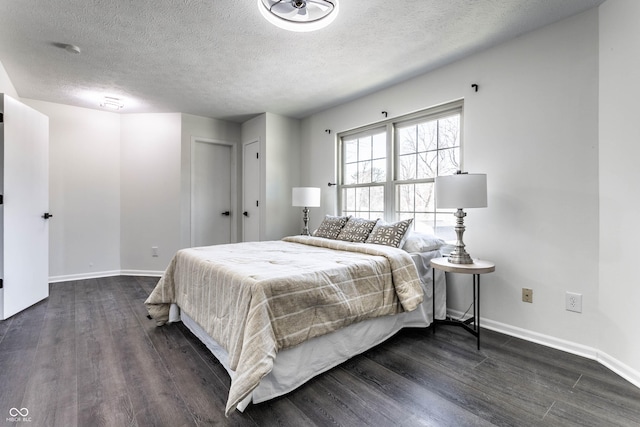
[292,187,321,235]
[435,172,487,264]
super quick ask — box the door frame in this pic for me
[190,137,237,246]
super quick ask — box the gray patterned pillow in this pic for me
[313,215,350,239]
[336,217,379,242]
[365,218,414,248]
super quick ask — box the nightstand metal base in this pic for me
[432,265,484,350]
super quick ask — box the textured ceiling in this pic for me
[0,0,604,122]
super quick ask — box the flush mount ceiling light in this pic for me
[258,0,338,32]
[100,96,124,110]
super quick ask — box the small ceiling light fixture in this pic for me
[258,0,339,32]
[100,96,124,110]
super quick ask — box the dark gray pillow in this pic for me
[313,215,350,239]
[336,217,379,242]
[365,218,414,248]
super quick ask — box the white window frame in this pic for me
[337,100,463,237]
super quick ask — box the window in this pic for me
[338,101,462,239]
[341,128,386,220]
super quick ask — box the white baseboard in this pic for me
[448,309,640,390]
[597,351,640,389]
[49,270,163,283]
[49,270,122,283]
[120,270,164,277]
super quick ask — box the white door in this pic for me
[1,94,49,320]
[242,140,260,242]
[191,140,233,247]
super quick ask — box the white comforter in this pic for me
[145,236,423,415]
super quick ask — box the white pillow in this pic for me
[401,231,446,253]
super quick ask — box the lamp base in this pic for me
[447,249,474,264]
[301,207,311,236]
[447,208,474,264]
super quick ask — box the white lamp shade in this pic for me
[292,187,321,207]
[435,173,487,209]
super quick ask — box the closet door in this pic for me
[1,94,49,320]
[242,140,260,242]
[191,139,234,246]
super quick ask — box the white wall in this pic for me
[120,113,182,273]
[302,9,604,356]
[22,100,121,280]
[264,113,301,240]
[0,60,18,99]
[598,0,640,382]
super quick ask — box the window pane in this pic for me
[355,187,369,211]
[438,115,460,149]
[358,137,372,160]
[418,121,437,152]
[372,159,386,182]
[398,153,416,180]
[438,148,460,176]
[344,163,357,185]
[370,211,384,220]
[415,182,435,211]
[342,187,356,211]
[371,186,384,211]
[435,211,456,241]
[397,184,414,212]
[372,133,386,159]
[358,160,371,184]
[344,139,358,163]
[398,126,417,155]
[416,151,437,179]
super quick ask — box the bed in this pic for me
[145,229,446,416]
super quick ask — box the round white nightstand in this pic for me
[430,257,495,350]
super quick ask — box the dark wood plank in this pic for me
[109,311,200,426]
[76,331,132,427]
[128,300,249,425]
[338,353,493,426]
[558,373,640,426]
[0,348,39,413]
[77,394,137,427]
[0,314,13,343]
[19,340,77,422]
[17,283,76,422]
[38,282,76,347]
[0,298,48,354]
[364,335,546,425]
[244,396,317,427]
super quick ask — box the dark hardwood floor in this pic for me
[1,276,639,426]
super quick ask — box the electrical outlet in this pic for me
[151,246,159,257]
[566,292,582,313]
[522,288,533,303]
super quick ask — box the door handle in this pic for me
[42,212,53,219]
[221,211,230,216]
[243,211,249,217]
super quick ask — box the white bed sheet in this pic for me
[176,249,445,411]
